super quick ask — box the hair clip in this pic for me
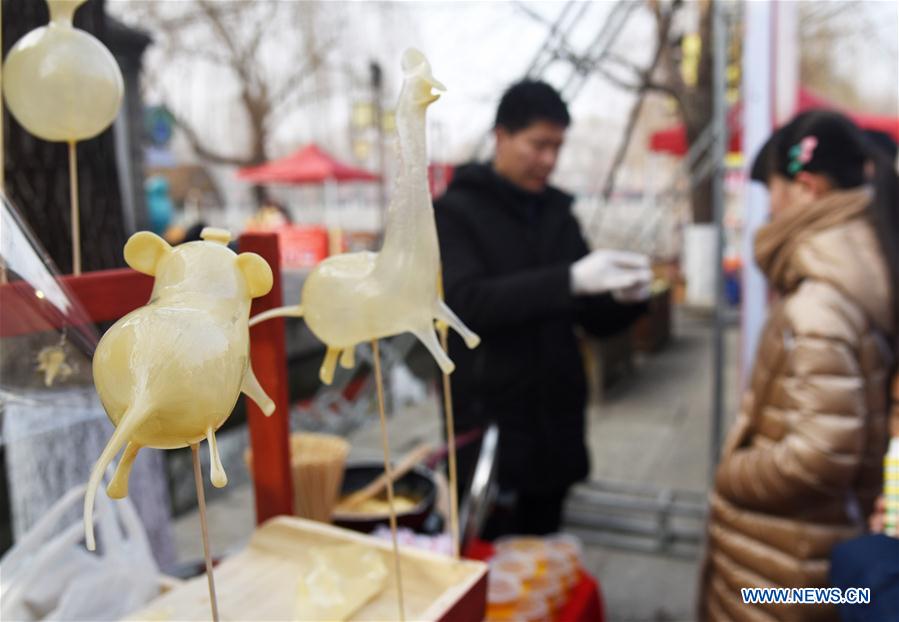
[787,136,818,175]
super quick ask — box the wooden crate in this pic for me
[126,516,487,622]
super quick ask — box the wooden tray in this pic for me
[126,516,487,621]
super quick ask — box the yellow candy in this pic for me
[36,344,74,387]
[2,0,124,142]
[249,49,479,384]
[84,228,274,551]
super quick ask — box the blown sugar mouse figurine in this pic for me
[84,227,274,551]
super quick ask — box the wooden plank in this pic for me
[128,516,488,621]
[239,232,294,523]
[0,268,152,338]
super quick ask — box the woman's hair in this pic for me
[751,109,899,341]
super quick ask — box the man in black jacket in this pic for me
[435,80,651,537]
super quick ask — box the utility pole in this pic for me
[709,0,730,483]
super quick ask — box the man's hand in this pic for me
[570,249,652,297]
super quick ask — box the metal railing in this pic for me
[564,479,708,558]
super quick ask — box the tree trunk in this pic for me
[689,170,714,224]
[245,107,269,207]
[685,113,714,224]
[686,0,716,224]
[602,88,649,201]
[2,0,127,273]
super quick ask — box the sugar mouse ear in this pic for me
[124,231,171,276]
[237,252,273,299]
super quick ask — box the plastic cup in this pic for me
[515,590,552,622]
[489,551,538,587]
[546,549,579,592]
[486,569,523,621]
[494,536,549,575]
[529,573,566,613]
[544,532,584,567]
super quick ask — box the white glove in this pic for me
[570,249,652,296]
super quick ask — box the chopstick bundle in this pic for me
[246,433,350,523]
[290,433,350,522]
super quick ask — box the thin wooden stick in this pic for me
[438,326,460,559]
[371,340,405,622]
[192,444,220,622]
[68,141,81,275]
[0,3,7,286]
[0,0,4,196]
[437,269,461,558]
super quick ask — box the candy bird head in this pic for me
[401,48,445,107]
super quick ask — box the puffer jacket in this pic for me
[700,188,896,622]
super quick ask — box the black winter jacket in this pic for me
[435,163,646,493]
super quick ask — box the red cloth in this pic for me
[464,540,605,622]
[649,87,899,155]
[559,571,604,622]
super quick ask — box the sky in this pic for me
[110,1,654,160]
[107,0,898,211]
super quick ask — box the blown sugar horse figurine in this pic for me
[249,48,479,382]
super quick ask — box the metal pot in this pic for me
[332,461,437,533]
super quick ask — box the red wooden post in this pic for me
[239,232,294,523]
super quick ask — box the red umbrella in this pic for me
[237,143,380,184]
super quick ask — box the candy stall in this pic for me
[0,3,607,621]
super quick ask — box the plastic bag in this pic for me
[1,482,160,621]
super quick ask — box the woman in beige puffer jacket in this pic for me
[700,111,899,622]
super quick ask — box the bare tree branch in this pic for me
[652,2,687,100]
[599,0,683,203]
[125,0,380,205]
[601,51,683,102]
[800,1,856,32]
[513,1,555,29]
[605,52,647,78]
[265,87,335,131]
[194,0,269,112]
[166,106,253,167]
[645,80,684,103]
[196,0,249,82]
[647,0,663,24]
[270,34,340,105]
[601,90,650,201]
[593,64,643,92]
[140,4,249,34]
[245,2,280,58]
[159,44,232,67]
